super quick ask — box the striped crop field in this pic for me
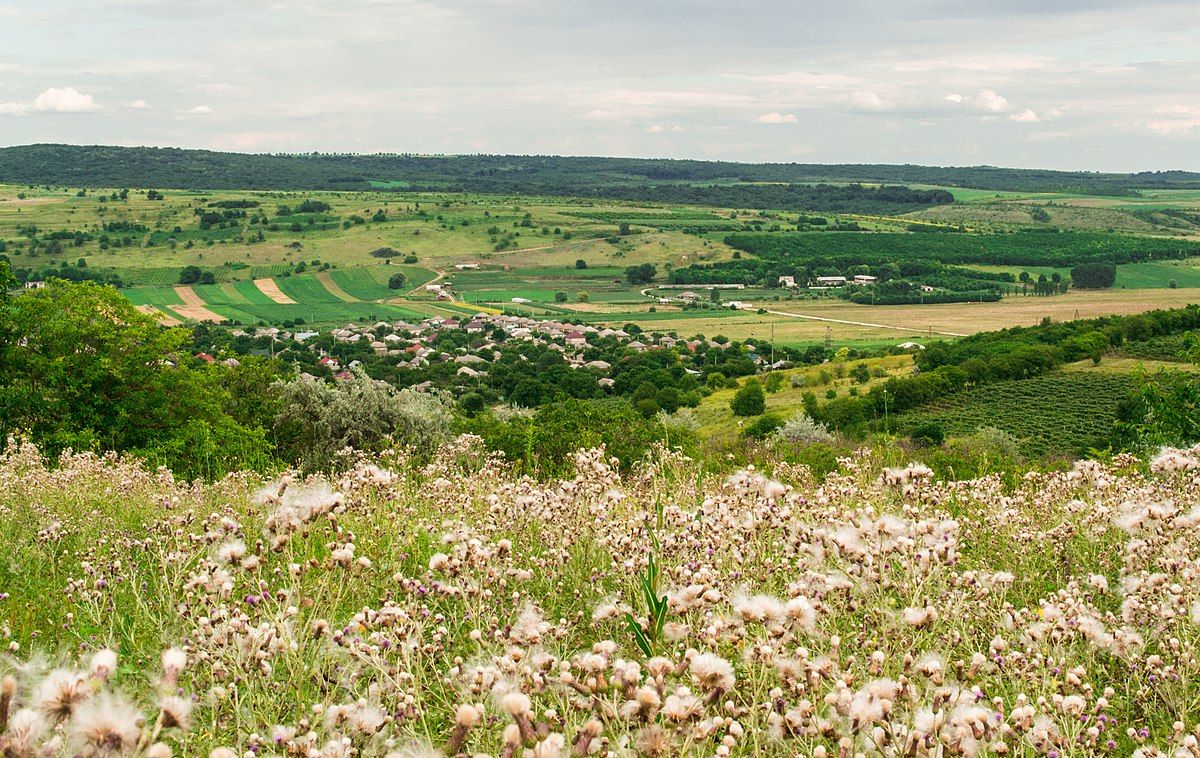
[120,270,431,325]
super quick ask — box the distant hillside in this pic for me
[0,144,1197,201]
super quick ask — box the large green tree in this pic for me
[0,279,273,478]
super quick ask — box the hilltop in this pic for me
[3,144,1200,196]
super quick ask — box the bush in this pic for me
[910,421,946,447]
[730,379,766,416]
[387,272,407,289]
[773,414,834,445]
[743,413,785,438]
[273,371,454,471]
[179,265,203,284]
[485,398,664,477]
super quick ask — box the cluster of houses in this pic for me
[782,274,935,292]
[218,314,769,387]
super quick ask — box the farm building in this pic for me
[814,276,847,286]
[853,275,878,284]
[778,276,796,288]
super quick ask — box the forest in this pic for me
[3,144,1200,197]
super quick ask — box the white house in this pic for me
[814,276,847,286]
[853,274,878,284]
[778,275,796,288]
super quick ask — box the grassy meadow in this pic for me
[2,432,1200,755]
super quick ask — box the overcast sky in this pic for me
[1,0,1198,171]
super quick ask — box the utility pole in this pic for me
[770,322,776,366]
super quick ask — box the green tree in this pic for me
[1071,263,1117,289]
[575,259,588,269]
[624,263,656,285]
[387,272,408,289]
[730,379,766,416]
[0,279,272,478]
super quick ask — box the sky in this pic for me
[1,0,1199,171]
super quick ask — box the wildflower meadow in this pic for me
[1,436,1199,757]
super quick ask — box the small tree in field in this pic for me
[387,272,407,289]
[730,379,766,417]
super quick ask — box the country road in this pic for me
[763,309,967,337]
[643,288,968,337]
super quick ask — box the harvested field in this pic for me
[172,286,227,322]
[253,277,297,304]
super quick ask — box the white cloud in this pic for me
[849,90,890,112]
[186,105,214,114]
[1009,109,1040,122]
[646,124,664,133]
[971,89,1012,113]
[944,93,964,104]
[0,86,101,115]
[756,112,797,124]
[125,99,150,109]
[33,86,100,112]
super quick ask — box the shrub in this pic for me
[387,272,407,289]
[910,421,946,447]
[730,379,766,416]
[743,413,785,438]
[773,414,834,445]
[273,370,454,471]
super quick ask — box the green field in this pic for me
[892,368,1137,457]
[6,178,1200,337]
[965,258,1200,289]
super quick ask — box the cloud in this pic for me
[33,86,100,112]
[186,105,214,114]
[646,124,664,133]
[0,86,101,116]
[944,93,964,104]
[1008,109,1040,122]
[971,89,1012,113]
[755,112,797,124]
[848,90,891,112]
[125,99,150,109]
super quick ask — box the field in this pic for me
[3,433,1200,755]
[693,355,917,441]
[4,180,1200,340]
[890,369,1136,457]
